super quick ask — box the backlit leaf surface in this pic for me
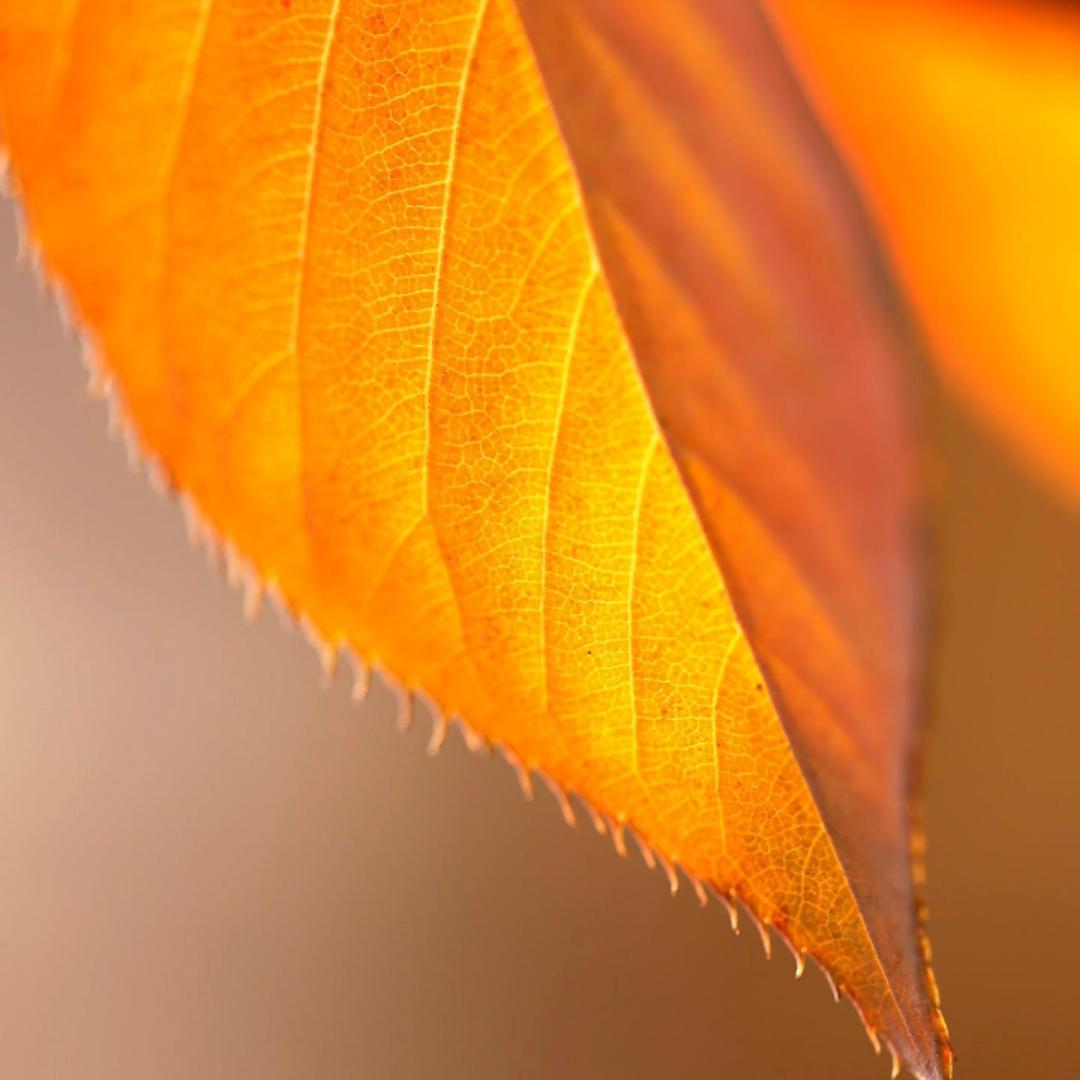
[0,2,948,1076]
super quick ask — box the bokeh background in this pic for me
[1,203,1078,1079]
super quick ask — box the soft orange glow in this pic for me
[770,0,1080,505]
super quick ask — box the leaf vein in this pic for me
[421,0,491,520]
[539,264,598,715]
[628,432,659,774]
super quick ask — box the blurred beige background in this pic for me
[1,204,1078,1079]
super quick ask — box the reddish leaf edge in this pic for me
[1,160,948,1080]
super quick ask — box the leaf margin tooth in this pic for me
[427,712,449,756]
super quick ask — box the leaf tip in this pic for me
[743,905,772,959]
[779,934,806,980]
[885,1038,901,1080]
[85,370,109,402]
[299,616,338,686]
[610,815,628,858]
[691,875,708,908]
[584,801,607,836]
[426,712,448,756]
[541,774,577,828]
[458,719,490,756]
[815,958,840,1003]
[655,851,679,895]
[500,748,535,801]
[392,683,413,730]
[242,573,264,622]
[266,582,296,631]
[345,650,372,705]
[846,993,882,1055]
[630,828,655,870]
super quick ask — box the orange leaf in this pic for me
[768,0,1080,506]
[0,2,947,1076]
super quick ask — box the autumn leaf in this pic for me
[0,2,948,1077]
[767,0,1080,506]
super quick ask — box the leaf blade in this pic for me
[1,1,947,1075]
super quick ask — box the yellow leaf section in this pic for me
[2,0,912,1067]
[768,0,1080,506]
[512,6,946,1077]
